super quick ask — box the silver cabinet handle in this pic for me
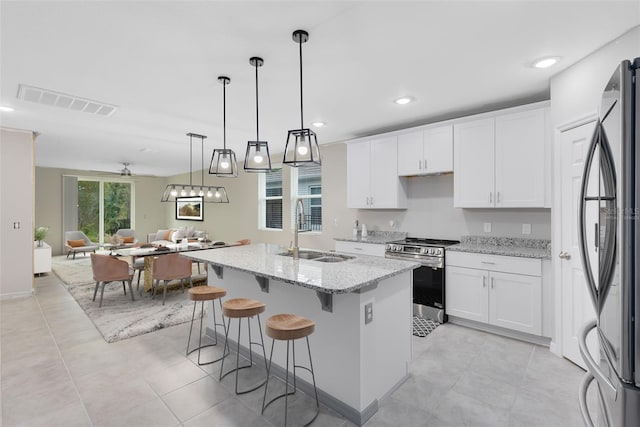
[423,159,427,171]
[370,196,373,206]
[354,247,363,251]
[489,192,493,204]
[482,276,486,288]
[490,277,494,289]
[480,261,495,265]
[419,160,422,170]
[497,192,501,203]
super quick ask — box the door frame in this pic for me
[551,112,598,356]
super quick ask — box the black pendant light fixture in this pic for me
[244,57,272,172]
[283,29,321,167]
[209,76,238,177]
[162,133,229,203]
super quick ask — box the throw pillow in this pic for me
[67,239,85,248]
[163,229,173,241]
[122,236,134,244]
[172,230,184,242]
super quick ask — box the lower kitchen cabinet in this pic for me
[335,240,385,257]
[446,252,542,336]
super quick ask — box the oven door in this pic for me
[413,264,445,321]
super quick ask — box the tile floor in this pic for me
[1,273,591,426]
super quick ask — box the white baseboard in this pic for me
[0,290,34,301]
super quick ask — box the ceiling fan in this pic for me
[120,162,132,176]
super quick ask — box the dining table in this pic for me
[115,241,234,292]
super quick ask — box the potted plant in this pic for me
[34,226,48,247]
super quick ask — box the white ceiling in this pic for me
[1,1,639,177]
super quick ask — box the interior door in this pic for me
[560,120,599,369]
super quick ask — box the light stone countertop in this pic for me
[182,243,419,294]
[334,230,408,245]
[446,235,552,259]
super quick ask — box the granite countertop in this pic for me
[447,236,552,259]
[334,230,408,244]
[183,243,419,294]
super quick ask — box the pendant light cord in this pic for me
[189,134,193,186]
[223,80,227,149]
[299,37,304,130]
[255,61,260,141]
[200,135,204,186]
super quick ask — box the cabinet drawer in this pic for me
[335,241,385,257]
[445,251,541,276]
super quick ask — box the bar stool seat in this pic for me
[223,298,266,318]
[262,313,319,427]
[186,285,228,366]
[219,298,268,395]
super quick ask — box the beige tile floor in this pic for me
[1,273,590,426]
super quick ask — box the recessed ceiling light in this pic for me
[0,105,15,112]
[533,57,560,69]
[312,121,326,127]
[394,97,414,105]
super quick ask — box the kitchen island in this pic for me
[183,243,418,425]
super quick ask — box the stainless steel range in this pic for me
[385,237,459,323]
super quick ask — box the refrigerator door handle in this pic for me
[579,319,617,398]
[578,123,601,311]
[578,372,596,427]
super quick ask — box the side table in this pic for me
[34,241,52,274]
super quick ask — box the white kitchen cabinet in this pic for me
[346,137,407,209]
[334,240,386,257]
[453,118,495,207]
[453,107,547,208]
[446,252,543,336]
[397,125,453,176]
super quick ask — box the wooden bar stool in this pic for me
[262,313,319,427]
[186,285,228,366]
[219,298,268,395]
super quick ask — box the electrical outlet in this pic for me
[364,302,373,324]
[522,223,532,235]
[483,223,492,233]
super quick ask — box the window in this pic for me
[259,166,283,230]
[77,178,133,243]
[292,164,322,232]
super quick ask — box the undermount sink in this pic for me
[277,251,354,263]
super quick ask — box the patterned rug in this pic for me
[412,316,440,338]
[51,255,208,343]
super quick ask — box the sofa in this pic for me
[147,226,207,245]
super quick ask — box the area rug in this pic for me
[412,316,439,338]
[51,255,208,343]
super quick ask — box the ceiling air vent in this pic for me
[17,84,118,117]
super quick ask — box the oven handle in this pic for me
[384,253,443,269]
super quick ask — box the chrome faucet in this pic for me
[293,198,306,259]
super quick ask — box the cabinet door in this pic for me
[346,141,371,208]
[370,137,406,208]
[495,108,546,207]
[423,124,453,174]
[445,266,489,323]
[453,118,495,207]
[488,271,542,335]
[397,131,423,176]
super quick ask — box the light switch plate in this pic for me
[522,224,532,235]
[483,223,492,233]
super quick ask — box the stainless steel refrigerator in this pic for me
[578,58,639,426]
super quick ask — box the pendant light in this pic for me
[244,57,272,172]
[162,133,229,203]
[209,76,238,177]
[283,29,321,167]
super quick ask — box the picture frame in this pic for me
[176,196,204,221]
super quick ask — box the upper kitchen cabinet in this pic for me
[347,137,407,209]
[397,124,453,176]
[453,104,549,208]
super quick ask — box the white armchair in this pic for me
[65,230,100,260]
